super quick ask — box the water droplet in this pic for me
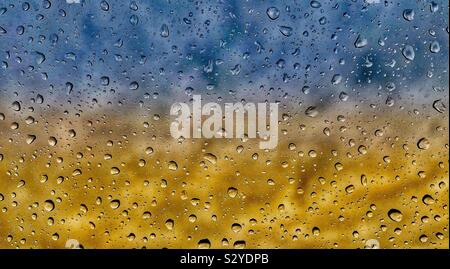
[354,34,368,48]
[417,138,430,150]
[430,1,439,12]
[11,101,21,111]
[305,106,319,117]
[198,239,211,249]
[266,7,280,20]
[145,147,154,155]
[16,25,24,35]
[233,240,246,249]
[402,45,415,61]
[279,26,293,37]
[331,74,342,85]
[100,0,109,11]
[100,76,110,86]
[68,129,77,138]
[388,209,403,222]
[168,161,178,171]
[361,175,368,186]
[308,150,317,158]
[419,234,428,243]
[44,200,55,212]
[227,187,238,198]
[26,135,36,145]
[129,81,139,90]
[129,15,139,26]
[110,200,120,209]
[422,195,435,205]
[129,1,138,11]
[110,167,120,175]
[430,41,440,53]
[65,82,73,95]
[385,96,395,107]
[310,1,321,8]
[345,185,355,194]
[165,219,174,230]
[339,91,349,101]
[312,227,320,236]
[402,9,414,21]
[358,145,368,155]
[231,223,242,233]
[335,162,344,171]
[160,24,169,38]
[432,99,446,113]
[203,153,217,164]
[48,137,57,146]
[35,51,46,64]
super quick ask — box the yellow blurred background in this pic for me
[0,101,448,249]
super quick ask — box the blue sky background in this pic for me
[0,0,448,108]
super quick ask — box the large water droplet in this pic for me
[168,161,178,171]
[11,101,21,111]
[305,106,319,117]
[402,45,415,61]
[35,51,46,64]
[26,135,36,145]
[129,14,139,26]
[432,99,446,113]
[331,74,342,85]
[402,9,414,21]
[100,0,109,11]
[110,200,120,209]
[310,1,321,8]
[129,81,139,90]
[417,137,430,150]
[44,200,55,212]
[354,34,368,48]
[430,41,440,53]
[48,136,57,146]
[266,7,280,20]
[388,209,403,222]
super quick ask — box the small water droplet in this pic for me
[160,24,169,38]
[279,26,293,37]
[354,34,368,48]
